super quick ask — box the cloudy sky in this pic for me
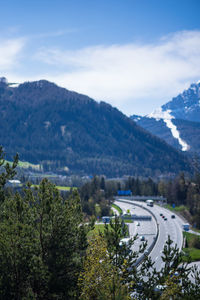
[1,0,200,115]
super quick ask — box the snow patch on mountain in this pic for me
[147,108,190,151]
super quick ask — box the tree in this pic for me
[0,146,19,202]
[78,234,130,300]
[102,217,150,295]
[0,178,88,299]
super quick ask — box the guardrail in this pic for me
[114,195,166,202]
[115,199,159,267]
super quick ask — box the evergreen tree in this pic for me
[0,178,88,299]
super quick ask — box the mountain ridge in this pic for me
[131,81,200,155]
[0,78,192,177]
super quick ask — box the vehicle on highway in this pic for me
[182,224,190,231]
[119,238,132,255]
[154,285,167,294]
[160,213,163,216]
[119,237,131,246]
[171,214,176,219]
[164,217,167,221]
[136,221,140,226]
[140,235,145,241]
[146,199,154,207]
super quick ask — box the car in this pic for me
[171,214,175,219]
[160,213,163,216]
[136,221,140,226]
[140,235,145,241]
[164,217,167,221]
[162,215,165,218]
[154,284,167,294]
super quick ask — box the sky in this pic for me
[0,0,200,116]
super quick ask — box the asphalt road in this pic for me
[115,199,184,271]
[115,200,157,259]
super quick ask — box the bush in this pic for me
[190,236,200,249]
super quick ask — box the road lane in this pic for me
[115,199,183,271]
[115,200,157,257]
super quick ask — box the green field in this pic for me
[56,186,76,191]
[31,184,76,191]
[111,203,123,215]
[164,204,187,213]
[87,224,111,238]
[182,232,200,261]
[123,218,133,223]
[182,248,200,261]
[88,222,129,239]
[111,204,133,223]
[4,159,42,170]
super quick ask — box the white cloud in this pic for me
[35,30,200,115]
[2,30,200,116]
[0,38,25,70]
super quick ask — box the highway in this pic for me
[115,200,157,255]
[115,199,184,271]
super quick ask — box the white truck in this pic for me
[146,199,154,207]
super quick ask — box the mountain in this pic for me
[131,82,200,155]
[162,82,200,122]
[0,78,192,177]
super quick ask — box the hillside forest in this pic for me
[0,149,200,299]
[80,173,200,229]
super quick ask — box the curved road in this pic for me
[115,199,183,271]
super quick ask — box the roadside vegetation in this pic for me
[0,148,200,299]
[111,203,123,215]
[183,232,200,262]
[164,204,187,213]
[31,184,76,191]
[88,222,129,239]
[4,159,42,170]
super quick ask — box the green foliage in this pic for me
[79,176,112,217]
[0,80,192,177]
[0,146,19,202]
[124,172,200,229]
[183,232,200,262]
[183,248,200,262]
[111,203,123,215]
[0,177,88,299]
[78,235,130,300]
[87,224,111,239]
[184,232,200,249]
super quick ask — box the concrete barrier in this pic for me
[115,199,159,267]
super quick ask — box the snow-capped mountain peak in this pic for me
[131,81,200,154]
[147,108,189,151]
[147,107,173,121]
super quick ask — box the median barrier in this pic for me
[115,198,159,267]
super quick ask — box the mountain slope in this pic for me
[162,82,200,122]
[131,82,200,155]
[0,78,192,177]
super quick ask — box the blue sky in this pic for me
[1,0,200,115]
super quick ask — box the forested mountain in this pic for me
[131,82,200,155]
[0,78,192,177]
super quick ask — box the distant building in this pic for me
[6,180,21,187]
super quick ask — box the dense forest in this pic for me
[79,173,200,229]
[0,79,192,177]
[0,150,200,299]
[123,173,200,229]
